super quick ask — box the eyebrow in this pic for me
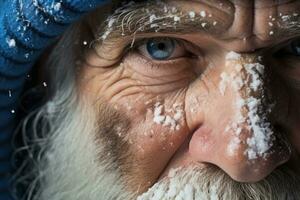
[97,2,300,43]
[97,1,229,40]
[280,14,300,37]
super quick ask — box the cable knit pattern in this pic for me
[0,0,109,199]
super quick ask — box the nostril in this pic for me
[188,123,293,183]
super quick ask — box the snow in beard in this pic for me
[220,52,275,160]
[137,167,225,200]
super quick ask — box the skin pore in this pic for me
[44,0,300,198]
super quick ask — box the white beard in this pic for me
[24,103,132,200]
[137,166,300,200]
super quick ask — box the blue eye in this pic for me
[290,40,300,56]
[146,38,175,60]
[274,39,300,57]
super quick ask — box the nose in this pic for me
[186,53,291,182]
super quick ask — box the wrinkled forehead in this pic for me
[102,0,300,48]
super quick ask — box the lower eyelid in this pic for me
[125,52,198,77]
[136,50,196,66]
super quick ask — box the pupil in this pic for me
[292,41,300,55]
[158,43,166,50]
[295,46,300,54]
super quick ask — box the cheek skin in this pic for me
[266,59,300,162]
[78,52,300,194]
[79,59,195,192]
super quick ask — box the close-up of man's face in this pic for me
[18,0,300,199]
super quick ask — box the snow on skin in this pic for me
[222,51,274,160]
[200,10,206,17]
[225,51,241,60]
[153,102,165,124]
[244,63,274,160]
[100,1,217,41]
[219,72,230,96]
[153,102,183,131]
[188,11,195,19]
[174,16,181,22]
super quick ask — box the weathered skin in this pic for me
[79,0,300,194]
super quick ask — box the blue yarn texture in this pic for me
[0,0,109,199]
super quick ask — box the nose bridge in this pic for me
[187,52,291,182]
[225,53,274,160]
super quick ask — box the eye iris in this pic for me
[146,38,175,60]
[291,41,300,55]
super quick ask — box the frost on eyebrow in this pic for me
[268,12,300,37]
[96,1,223,43]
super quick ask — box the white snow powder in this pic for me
[200,10,206,17]
[223,52,274,160]
[174,16,181,22]
[281,15,291,22]
[243,64,273,159]
[153,102,183,131]
[225,51,241,60]
[101,16,118,40]
[219,72,230,96]
[53,2,61,11]
[7,38,16,48]
[188,11,195,19]
[108,18,116,28]
[153,102,165,124]
[149,14,157,23]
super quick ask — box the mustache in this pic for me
[137,164,300,200]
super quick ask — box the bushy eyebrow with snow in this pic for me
[279,14,300,37]
[96,1,300,43]
[96,1,227,41]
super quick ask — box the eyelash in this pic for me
[127,37,193,60]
